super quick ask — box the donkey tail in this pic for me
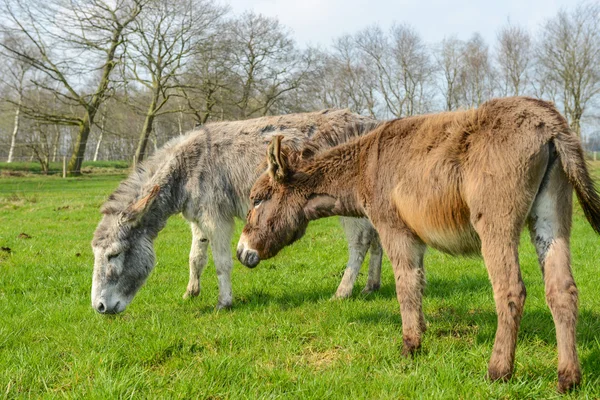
[554,128,600,234]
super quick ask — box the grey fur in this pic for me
[91,109,382,313]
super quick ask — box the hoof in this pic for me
[332,291,352,300]
[216,302,232,311]
[487,366,512,382]
[558,368,581,393]
[401,337,421,357]
[183,288,200,299]
[361,283,380,294]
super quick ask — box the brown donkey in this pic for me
[237,97,600,392]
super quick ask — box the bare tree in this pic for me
[355,25,403,118]
[436,37,464,111]
[297,38,378,117]
[355,24,433,118]
[1,39,32,162]
[390,24,435,116]
[457,33,496,107]
[126,0,226,163]
[226,12,305,119]
[179,22,236,125]
[497,22,532,96]
[0,0,143,174]
[537,2,600,136]
[331,37,378,117]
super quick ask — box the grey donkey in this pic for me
[91,109,383,313]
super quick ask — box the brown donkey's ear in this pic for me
[121,185,160,224]
[267,135,288,182]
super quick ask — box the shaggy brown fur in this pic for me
[237,97,600,392]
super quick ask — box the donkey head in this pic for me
[91,185,160,314]
[237,135,338,268]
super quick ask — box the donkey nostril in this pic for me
[246,251,260,268]
[97,302,106,313]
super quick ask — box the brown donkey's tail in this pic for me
[554,128,600,234]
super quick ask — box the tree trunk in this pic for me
[67,23,128,175]
[178,107,184,135]
[134,94,158,164]
[7,91,22,163]
[93,130,103,161]
[67,112,93,174]
[52,125,61,162]
[570,117,582,138]
[93,111,106,161]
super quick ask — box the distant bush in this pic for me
[0,161,131,175]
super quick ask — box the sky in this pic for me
[226,0,578,47]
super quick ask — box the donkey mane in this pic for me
[100,136,186,216]
[278,120,383,167]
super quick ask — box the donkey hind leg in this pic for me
[335,217,374,299]
[183,222,210,299]
[362,228,383,294]
[377,224,426,356]
[468,142,551,382]
[528,165,580,393]
[210,218,235,310]
[472,194,533,380]
[478,232,526,382]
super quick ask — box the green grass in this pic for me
[1,171,599,399]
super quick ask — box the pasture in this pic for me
[1,166,599,398]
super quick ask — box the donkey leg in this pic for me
[363,230,383,294]
[466,139,549,381]
[211,219,235,310]
[378,225,426,356]
[183,222,210,299]
[478,235,526,382]
[528,167,580,393]
[335,217,371,299]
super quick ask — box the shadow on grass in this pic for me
[209,271,600,356]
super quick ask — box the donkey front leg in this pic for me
[184,222,210,299]
[210,219,235,310]
[363,231,383,294]
[335,217,373,298]
[378,225,427,356]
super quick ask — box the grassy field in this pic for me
[1,168,599,399]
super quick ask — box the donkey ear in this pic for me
[121,185,160,224]
[267,135,288,182]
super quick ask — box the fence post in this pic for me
[62,156,66,178]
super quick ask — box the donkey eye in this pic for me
[253,198,263,208]
[107,253,119,262]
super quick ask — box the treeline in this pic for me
[0,0,599,173]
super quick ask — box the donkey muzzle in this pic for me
[237,246,260,268]
[236,236,260,268]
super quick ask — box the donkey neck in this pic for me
[140,181,187,239]
[301,140,365,218]
[110,154,189,240]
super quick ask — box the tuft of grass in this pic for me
[0,171,599,398]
